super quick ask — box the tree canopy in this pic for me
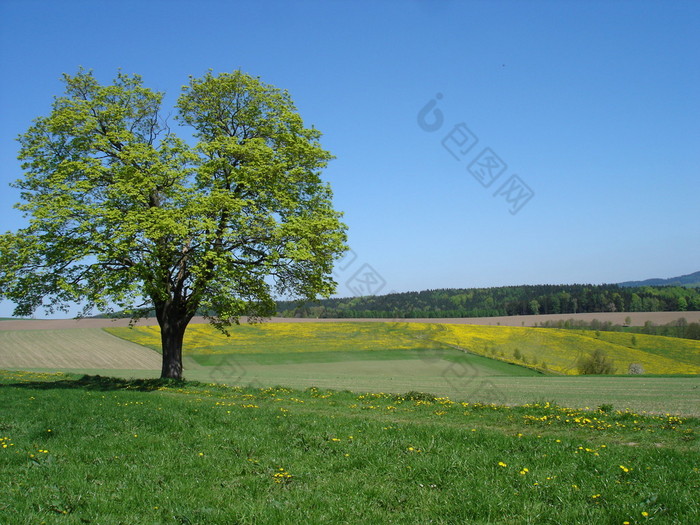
[0,69,347,378]
[277,283,700,319]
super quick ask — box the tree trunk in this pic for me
[156,303,191,380]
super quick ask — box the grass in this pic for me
[106,321,700,376]
[1,369,698,524]
[4,321,700,415]
[574,330,700,369]
[414,324,700,375]
[106,322,438,354]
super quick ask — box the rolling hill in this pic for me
[618,270,700,288]
[105,321,700,376]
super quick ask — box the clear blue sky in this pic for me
[1,0,698,317]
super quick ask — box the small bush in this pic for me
[399,391,436,402]
[628,363,645,375]
[577,349,616,375]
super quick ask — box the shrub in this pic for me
[399,391,436,402]
[577,349,616,375]
[628,363,645,375]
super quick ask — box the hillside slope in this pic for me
[619,270,700,288]
[106,322,700,376]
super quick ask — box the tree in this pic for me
[0,70,347,379]
[528,299,540,315]
[576,349,616,375]
[630,293,642,312]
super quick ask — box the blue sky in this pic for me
[1,0,699,317]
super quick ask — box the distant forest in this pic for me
[276,284,700,319]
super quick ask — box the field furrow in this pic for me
[0,328,161,370]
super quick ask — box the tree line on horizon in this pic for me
[276,284,700,319]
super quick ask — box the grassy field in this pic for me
[106,321,700,376]
[0,370,698,524]
[401,324,700,375]
[1,321,698,415]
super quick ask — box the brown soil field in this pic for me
[0,328,161,370]
[1,311,698,330]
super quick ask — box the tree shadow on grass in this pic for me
[0,374,192,392]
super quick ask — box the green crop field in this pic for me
[1,321,698,415]
[0,370,698,524]
[106,321,700,376]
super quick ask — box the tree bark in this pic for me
[156,302,192,380]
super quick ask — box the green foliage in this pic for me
[0,69,347,377]
[277,283,700,319]
[577,349,617,375]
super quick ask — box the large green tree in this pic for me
[0,70,347,379]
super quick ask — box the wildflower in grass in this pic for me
[519,468,529,475]
[498,462,507,467]
[619,465,631,473]
[273,467,293,484]
[641,511,649,517]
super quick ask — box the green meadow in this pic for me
[98,322,700,415]
[1,370,698,524]
[2,320,700,523]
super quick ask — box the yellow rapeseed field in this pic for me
[418,324,700,375]
[106,322,700,375]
